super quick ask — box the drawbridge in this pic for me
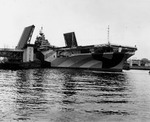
[0,25,35,60]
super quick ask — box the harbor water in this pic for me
[0,69,150,122]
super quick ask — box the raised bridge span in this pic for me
[0,25,35,60]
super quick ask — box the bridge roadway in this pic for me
[0,48,23,59]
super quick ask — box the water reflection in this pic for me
[62,73,77,97]
[14,69,48,121]
[60,70,78,114]
[1,69,150,121]
[58,69,131,119]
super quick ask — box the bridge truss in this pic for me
[0,48,23,60]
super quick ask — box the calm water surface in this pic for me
[0,69,150,122]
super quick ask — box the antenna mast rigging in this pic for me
[107,25,110,45]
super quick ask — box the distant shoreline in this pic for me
[130,66,150,70]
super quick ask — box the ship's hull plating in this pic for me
[43,51,133,72]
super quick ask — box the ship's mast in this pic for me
[107,25,110,45]
[40,27,43,35]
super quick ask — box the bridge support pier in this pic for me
[23,45,34,62]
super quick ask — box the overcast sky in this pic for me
[0,0,150,59]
